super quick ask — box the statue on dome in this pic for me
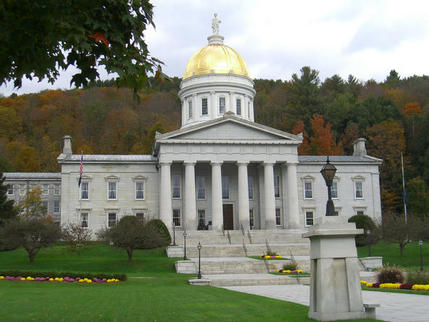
[212,13,221,35]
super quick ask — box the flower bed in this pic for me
[0,270,126,281]
[277,269,304,274]
[0,275,120,284]
[260,255,283,259]
[361,280,429,291]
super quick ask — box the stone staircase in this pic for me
[169,229,311,286]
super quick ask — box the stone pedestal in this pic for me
[303,217,371,321]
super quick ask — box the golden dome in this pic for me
[183,43,249,79]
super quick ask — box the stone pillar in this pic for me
[264,162,276,229]
[211,161,223,231]
[237,162,250,231]
[287,162,300,229]
[303,217,370,321]
[159,162,172,232]
[228,91,234,113]
[184,162,197,230]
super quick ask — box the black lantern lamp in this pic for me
[183,231,188,260]
[197,242,202,279]
[320,156,337,216]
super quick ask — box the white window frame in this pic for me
[275,208,282,226]
[54,200,60,213]
[201,97,208,115]
[42,184,49,195]
[236,98,242,115]
[274,175,280,198]
[219,96,225,115]
[302,176,314,200]
[19,184,26,196]
[353,207,367,216]
[222,176,229,200]
[196,176,205,200]
[107,212,117,227]
[248,176,254,200]
[80,212,89,228]
[80,181,89,200]
[172,175,181,199]
[135,181,145,200]
[42,201,49,211]
[173,209,181,227]
[188,99,193,119]
[352,176,365,200]
[6,184,14,195]
[107,181,117,200]
[198,209,206,228]
[54,184,60,195]
[247,101,250,118]
[304,209,315,227]
[331,179,339,199]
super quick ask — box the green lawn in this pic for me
[357,241,429,270]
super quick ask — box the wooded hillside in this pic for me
[1,68,429,215]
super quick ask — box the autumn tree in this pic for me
[62,223,92,256]
[0,1,159,93]
[308,115,343,155]
[292,120,311,154]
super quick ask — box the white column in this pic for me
[184,162,197,230]
[228,91,234,113]
[211,161,223,231]
[237,162,250,231]
[287,162,300,229]
[264,162,276,229]
[159,162,172,232]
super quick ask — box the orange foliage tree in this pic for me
[308,114,343,155]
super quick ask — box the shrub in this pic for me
[141,219,171,248]
[0,270,127,281]
[283,262,298,271]
[348,214,377,246]
[407,270,429,284]
[377,265,404,283]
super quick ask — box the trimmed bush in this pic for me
[377,265,404,283]
[407,270,429,284]
[0,270,127,281]
[283,262,298,271]
[140,219,171,248]
[348,214,377,246]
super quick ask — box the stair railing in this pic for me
[247,230,253,244]
[242,238,248,257]
[265,239,272,255]
[240,224,245,236]
[226,230,231,244]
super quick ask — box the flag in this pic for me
[78,153,83,187]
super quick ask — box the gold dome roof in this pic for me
[183,43,249,79]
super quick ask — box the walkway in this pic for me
[222,284,429,322]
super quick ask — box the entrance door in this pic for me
[223,204,233,230]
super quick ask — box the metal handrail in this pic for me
[226,230,231,244]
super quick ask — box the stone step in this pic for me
[167,243,310,258]
[202,274,310,287]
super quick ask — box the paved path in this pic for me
[222,285,429,322]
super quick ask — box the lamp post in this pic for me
[172,222,176,246]
[367,229,372,257]
[197,242,202,279]
[419,240,423,272]
[320,156,337,216]
[183,231,188,260]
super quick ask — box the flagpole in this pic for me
[79,151,83,225]
[401,152,407,224]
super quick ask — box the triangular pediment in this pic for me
[156,114,301,143]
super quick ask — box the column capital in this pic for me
[263,161,275,166]
[210,161,223,166]
[159,161,172,166]
[184,161,196,166]
[236,161,249,166]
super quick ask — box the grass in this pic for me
[357,241,429,270]
[0,244,382,321]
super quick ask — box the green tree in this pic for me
[0,0,160,94]
[0,172,18,226]
[62,223,92,256]
[406,177,429,216]
[384,70,401,88]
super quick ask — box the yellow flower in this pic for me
[0,276,4,280]
[49,278,54,282]
[360,280,367,285]
[20,277,25,281]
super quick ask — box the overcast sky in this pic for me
[2,0,429,96]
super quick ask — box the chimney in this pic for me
[352,138,367,156]
[63,135,72,154]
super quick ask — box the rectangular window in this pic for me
[173,209,181,227]
[136,212,145,223]
[356,210,365,216]
[54,200,60,213]
[6,185,13,195]
[274,175,280,198]
[222,176,229,199]
[108,213,117,227]
[248,176,254,200]
[188,100,193,119]
[172,175,181,198]
[81,182,89,200]
[236,98,241,115]
[54,184,60,195]
[247,101,250,117]
[42,201,49,211]
[331,181,338,199]
[219,97,225,114]
[136,182,144,200]
[305,211,314,226]
[81,213,88,228]
[198,209,205,229]
[355,181,363,199]
[304,181,312,199]
[197,177,205,199]
[275,208,281,226]
[42,184,49,195]
[19,184,26,196]
[108,182,117,200]
[201,98,208,115]
[249,209,254,229]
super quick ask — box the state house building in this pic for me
[5,22,382,235]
